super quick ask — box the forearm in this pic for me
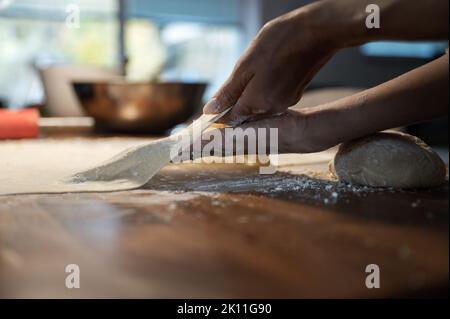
[296,0,449,48]
[198,54,447,155]
[304,54,449,150]
[360,0,449,42]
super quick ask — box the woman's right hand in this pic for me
[203,1,357,125]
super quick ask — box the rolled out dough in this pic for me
[0,111,229,195]
[0,138,150,195]
[330,132,447,188]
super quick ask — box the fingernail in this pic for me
[203,98,221,114]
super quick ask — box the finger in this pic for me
[189,127,262,160]
[226,72,294,125]
[214,75,273,126]
[227,50,336,124]
[189,111,301,161]
[203,57,254,114]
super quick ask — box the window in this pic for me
[361,41,448,59]
[0,0,118,108]
[125,0,244,100]
[0,0,245,108]
[125,20,242,99]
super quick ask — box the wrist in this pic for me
[300,97,367,152]
[294,0,372,49]
[305,108,344,152]
[288,107,343,153]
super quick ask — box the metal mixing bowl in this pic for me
[72,81,207,134]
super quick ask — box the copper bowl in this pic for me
[72,81,207,134]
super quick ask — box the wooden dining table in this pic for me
[0,123,448,299]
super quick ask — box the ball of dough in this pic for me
[330,132,447,188]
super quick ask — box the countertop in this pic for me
[0,134,448,298]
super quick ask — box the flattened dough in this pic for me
[0,138,151,195]
[330,132,447,188]
[0,111,227,196]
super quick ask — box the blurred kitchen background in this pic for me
[0,0,448,145]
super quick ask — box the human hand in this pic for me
[203,5,342,125]
[196,108,341,159]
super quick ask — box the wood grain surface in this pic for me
[0,144,448,298]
